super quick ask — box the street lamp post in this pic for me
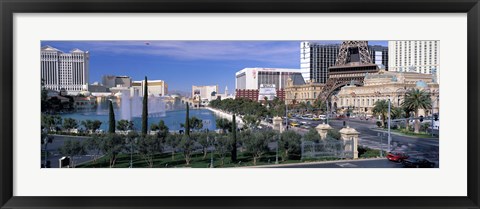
[326,98,329,124]
[431,98,434,137]
[380,133,383,157]
[130,139,133,168]
[395,86,407,130]
[208,134,214,168]
[42,129,49,168]
[285,100,288,130]
[430,91,439,137]
[377,133,383,157]
[387,98,392,152]
[275,134,279,164]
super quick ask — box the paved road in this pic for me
[263,158,406,168]
[289,117,439,166]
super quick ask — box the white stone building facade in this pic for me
[41,46,90,94]
[336,70,439,115]
[388,41,440,83]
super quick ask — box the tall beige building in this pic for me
[388,41,439,83]
[131,80,168,96]
[285,79,325,105]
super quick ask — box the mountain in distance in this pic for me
[168,89,190,98]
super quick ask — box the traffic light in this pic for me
[434,114,439,121]
[419,115,424,122]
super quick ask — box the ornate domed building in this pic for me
[336,70,439,116]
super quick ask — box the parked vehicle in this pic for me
[402,157,435,168]
[387,152,409,162]
[301,115,313,120]
[301,125,310,129]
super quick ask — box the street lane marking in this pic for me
[336,163,358,168]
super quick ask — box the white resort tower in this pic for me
[41,45,90,94]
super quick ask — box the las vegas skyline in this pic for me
[41,40,388,93]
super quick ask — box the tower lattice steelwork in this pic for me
[318,41,379,102]
[335,41,372,66]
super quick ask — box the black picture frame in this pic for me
[1,0,479,208]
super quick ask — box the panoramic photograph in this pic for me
[40,40,440,168]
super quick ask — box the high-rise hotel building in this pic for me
[235,67,303,101]
[368,45,389,70]
[300,41,388,84]
[388,41,439,83]
[300,42,338,84]
[131,80,168,97]
[41,45,90,94]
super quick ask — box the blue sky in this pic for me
[41,41,387,93]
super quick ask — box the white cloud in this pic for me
[46,41,300,66]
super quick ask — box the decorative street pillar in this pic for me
[339,126,360,159]
[315,122,333,140]
[273,116,284,132]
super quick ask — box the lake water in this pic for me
[60,108,217,132]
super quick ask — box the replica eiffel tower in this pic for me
[318,41,379,101]
[336,41,373,65]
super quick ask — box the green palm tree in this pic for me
[402,89,432,133]
[372,100,389,127]
[391,106,405,119]
[401,106,414,131]
[313,99,325,115]
[305,101,313,114]
[298,102,307,115]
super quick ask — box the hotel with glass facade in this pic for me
[300,42,338,84]
[300,41,388,84]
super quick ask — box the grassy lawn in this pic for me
[358,146,385,158]
[374,127,436,138]
[76,147,382,168]
[390,129,436,138]
[77,151,306,168]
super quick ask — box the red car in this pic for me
[387,152,409,162]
